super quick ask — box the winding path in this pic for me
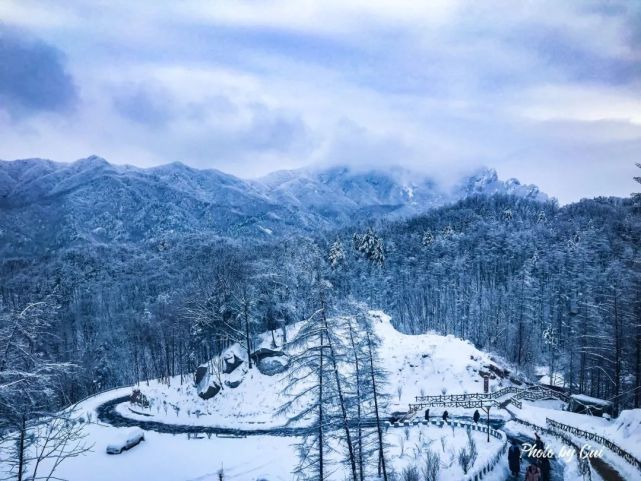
[97,396,310,437]
[95,395,631,481]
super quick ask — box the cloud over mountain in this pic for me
[0,1,639,202]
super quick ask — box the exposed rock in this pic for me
[486,363,510,379]
[195,365,208,386]
[224,378,243,388]
[198,383,221,400]
[478,369,496,380]
[251,348,285,363]
[130,388,150,408]
[257,355,289,376]
[224,367,246,388]
[223,353,244,374]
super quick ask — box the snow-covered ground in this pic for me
[370,312,522,415]
[1,421,505,481]
[21,422,298,481]
[385,422,503,480]
[122,311,520,428]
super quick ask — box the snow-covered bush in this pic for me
[401,464,420,481]
[421,449,440,481]
[457,429,478,474]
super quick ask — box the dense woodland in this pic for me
[1,191,640,427]
[338,195,641,415]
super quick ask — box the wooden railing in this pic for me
[411,385,568,412]
[409,399,494,412]
[546,418,641,473]
[413,386,522,404]
[510,417,592,480]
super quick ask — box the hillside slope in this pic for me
[122,311,525,428]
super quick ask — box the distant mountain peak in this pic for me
[82,154,109,164]
[0,157,549,255]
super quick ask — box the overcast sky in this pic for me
[1,1,640,203]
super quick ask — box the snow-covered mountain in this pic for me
[0,156,548,255]
[262,164,547,223]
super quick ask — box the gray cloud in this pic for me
[0,27,76,116]
[243,103,309,152]
[502,24,641,86]
[152,100,314,171]
[113,83,175,127]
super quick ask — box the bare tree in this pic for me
[420,449,440,481]
[457,429,478,475]
[0,300,88,481]
[365,327,389,481]
[20,409,91,481]
[320,302,358,481]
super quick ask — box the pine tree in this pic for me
[345,315,365,481]
[329,240,345,270]
[348,302,389,481]
[278,269,358,481]
[321,300,358,481]
[421,230,434,247]
[353,229,384,267]
[366,329,388,481]
[277,306,329,481]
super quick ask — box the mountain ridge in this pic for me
[0,156,549,256]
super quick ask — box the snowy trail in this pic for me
[94,393,581,481]
[97,396,311,437]
[97,395,637,481]
[95,396,511,481]
[502,430,564,481]
[97,396,415,436]
[589,457,627,481]
[97,396,507,436]
[503,416,634,481]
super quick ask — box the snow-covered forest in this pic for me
[2,166,640,413]
[1,159,641,481]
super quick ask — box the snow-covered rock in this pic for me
[198,383,221,400]
[224,367,246,388]
[194,365,208,387]
[257,355,289,376]
[222,352,244,374]
[251,348,286,362]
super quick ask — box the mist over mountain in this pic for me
[0,156,547,256]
